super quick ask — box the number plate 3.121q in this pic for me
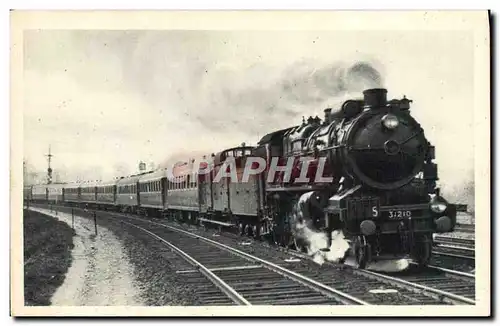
[387,209,411,219]
[387,210,412,219]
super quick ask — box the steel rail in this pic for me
[355,268,475,305]
[110,213,369,305]
[117,219,251,306]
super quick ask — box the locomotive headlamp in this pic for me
[381,114,399,129]
[430,196,448,213]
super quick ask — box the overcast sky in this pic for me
[23,29,474,200]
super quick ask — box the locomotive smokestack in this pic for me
[363,88,388,109]
[323,108,332,125]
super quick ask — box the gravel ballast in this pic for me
[29,207,144,306]
[31,206,216,306]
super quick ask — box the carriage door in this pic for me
[211,167,230,212]
[199,172,212,213]
[161,177,168,210]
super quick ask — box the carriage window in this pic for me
[245,149,251,155]
[186,175,190,189]
[236,150,243,157]
[227,151,234,157]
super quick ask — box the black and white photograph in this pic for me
[10,10,490,317]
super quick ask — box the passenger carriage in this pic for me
[116,175,141,213]
[197,146,267,236]
[79,181,98,208]
[32,184,48,203]
[137,169,167,217]
[63,182,81,205]
[166,162,199,222]
[47,183,65,204]
[23,185,33,205]
[95,180,117,210]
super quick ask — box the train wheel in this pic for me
[353,236,371,269]
[253,225,264,240]
[293,236,308,253]
[244,224,252,237]
[252,225,260,240]
[414,233,432,268]
[192,213,199,225]
[268,227,280,246]
[238,223,246,236]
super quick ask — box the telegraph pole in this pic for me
[45,145,53,184]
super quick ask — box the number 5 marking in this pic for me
[372,206,379,217]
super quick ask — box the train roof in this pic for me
[95,180,118,187]
[78,181,101,188]
[138,169,168,183]
[115,174,143,185]
[258,126,295,145]
[32,183,66,189]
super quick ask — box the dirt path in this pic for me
[29,207,144,306]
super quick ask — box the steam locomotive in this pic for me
[259,88,456,268]
[24,88,458,269]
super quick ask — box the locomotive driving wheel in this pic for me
[293,236,308,253]
[238,223,245,236]
[353,236,372,269]
[413,233,432,268]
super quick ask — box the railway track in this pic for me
[429,251,475,274]
[371,264,475,304]
[434,235,475,250]
[433,246,475,260]
[454,224,475,233]
[31,204,476,305]
[95,212,423,305]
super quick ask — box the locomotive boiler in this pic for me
[260,88,457,268]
